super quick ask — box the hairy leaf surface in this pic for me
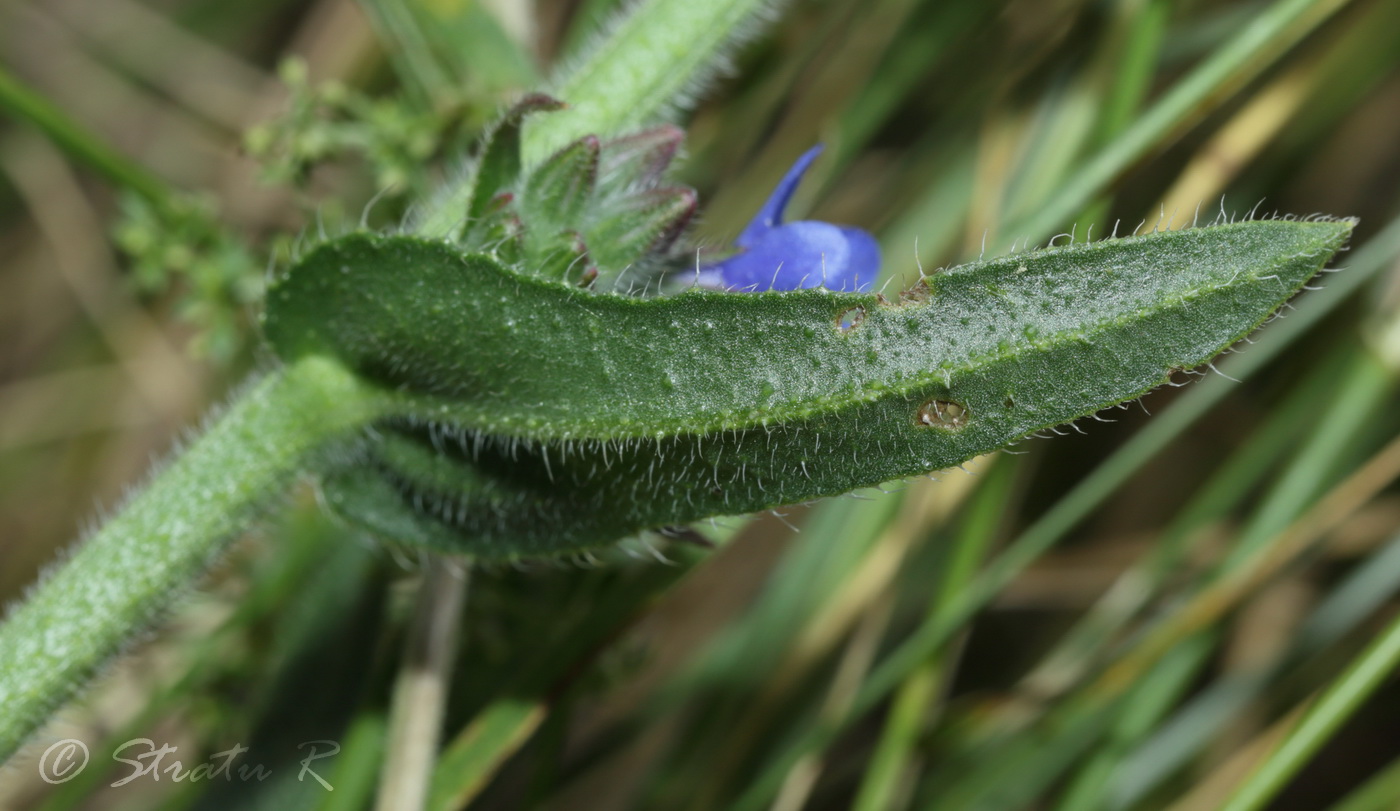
[265,220,1352,556]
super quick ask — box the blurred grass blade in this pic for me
[357,0,456,109]
[1075,0,1171,228]
[1109,529,1400,807]
[0,65,172,210]
[1094,429,1400,715]
[426,544,713,807]
[852,459,1016,811]
[358,0,539,109]
[1327,751,1400,811]
[1008,0,1352,244]
[1219,605,1400,811]
[1053,639,1210,811]
[1021,349,1348,705]
[428,699,546,811]
[1224,350,1395,564]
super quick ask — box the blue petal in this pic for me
[711,220,880,292]
[834,226,881,292]
[737,145,825,247]
[699,143,881,293]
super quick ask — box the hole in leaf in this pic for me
[837,306,865,332]
[916,399,970,430]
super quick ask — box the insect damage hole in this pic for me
[916,399,970,430]
[837,306,866,332]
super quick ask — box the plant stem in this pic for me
[524,0,774,163]
[0,356,380,764]
[376,557,469,811]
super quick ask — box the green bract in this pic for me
[447,94,695,290]
[263,218,1354,558]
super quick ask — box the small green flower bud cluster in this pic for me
[457,95,697,290]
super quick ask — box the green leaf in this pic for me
[588,185,696,273]
[264,218,1353,558]
[522,135,600,236]
[465,94,565,231]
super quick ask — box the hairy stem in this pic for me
[0,356,380,763]
[524,0,775,162]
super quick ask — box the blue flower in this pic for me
[698,145,880,293]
